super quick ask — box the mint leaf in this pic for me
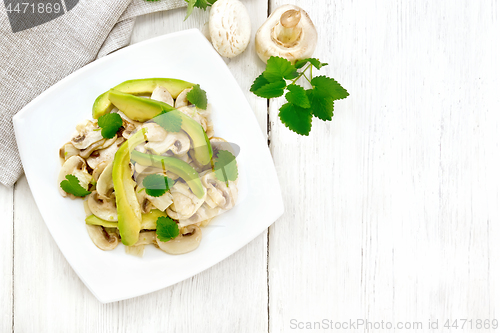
[252,79,286,98]
[153,110,182,132]
[60,175,91,197]
[311,76,349,101]
[98,113,122,139]
[279,102,312,136]
[186,84,208,110]
[285,85,311,108]
[214,150,238,182]
[307,89,334,121]
[142,174,174,197]
[250,73,270,93]
[156,216,180,242]
[295,58,328,70]
[263,56,299,81]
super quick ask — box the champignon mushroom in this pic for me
[151,86,174,106]
[86,224,119,251]
[209,0,251,58]
[92,161,108,182]
[71,120,104,149]
[117,111,141,139]
[166,182,206,220]
[145,131,191,156]
[87,137,124,170]
[174,88,192,109]
[96,162,113,198]
[201,171,238,210]
[177,106,209,132]
[139,122,167,142]
[87,191,118,221]
[255,4,317,64]
[79,138,106,159]
[178,203,221,227]
[58,156,93,197]
[155,225,202,255]
[147,191,173,212]
[136,187,153,214]
[59,142,80,164]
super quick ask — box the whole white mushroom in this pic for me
[209,0,251,58]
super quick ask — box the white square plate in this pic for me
[13,29,284,303]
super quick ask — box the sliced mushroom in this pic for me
[145,131,191,156]
[87,191,118,221]
[151,86,174,106]
[58,156,92,197]
[147,191,173,212]
[79,138,106,159]
[96,162,113,198]
[139,122,167,142]
[174,88,192,108]
[71,120,104,149]
[92,161,108,182]
[59,142,80,164]
[178,203,221,227]
[136,188,154,214]
[209,0,252,58]
[201,171,238,210]
[156,225,202,255]
[255,5,317,64]
[177,106,209,133]
[117,111,141,139]
[86,224,119,251]
[87,137,124,170]
[167,182,206,220]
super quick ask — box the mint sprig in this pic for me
[251,56,349,135]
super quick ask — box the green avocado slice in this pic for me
[85,209,167,230]
[92,78,194,119]
[131,150,205,199]
[113,129,148,246]
[108,90,213,166]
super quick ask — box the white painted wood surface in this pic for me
[1,1,499,332]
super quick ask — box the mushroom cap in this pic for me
[151,86,174,107]
[145,131,191,156]
[96,162,114,198]
[255,4,318,64]
[87,191,118,221]
[86,225,119,251]
[58,156,92,197]
[156,225,202,255]
[209,0,252,58]
[71,120,104,150]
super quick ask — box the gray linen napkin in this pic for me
[0,0,186,187]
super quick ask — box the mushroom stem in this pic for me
[275,10,302,45]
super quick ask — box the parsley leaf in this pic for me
[60,175,91,197]
[263,56,299,81]
[251,79,286,98]
[142,174,174,197]
[156,216,180,242]
[307,89,334,121]
[186,84,208,109]
[295,58,328,70]
[153,110,182,132]
[279,102,313,136]
[97,113,122,139]
[286,85,311,109]
[214,150,238,183]
[311,76,349,101]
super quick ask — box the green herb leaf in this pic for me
[279,102,312,136]
[153,111,182,132]
[214,150,238,183]
[142,174,174,197]
[311,76,349,101]
[250,73,270,93]
[60,175,91,197]
[251,79,286,98]
[186,84,208,109]
[156,216,180,242]
[264,56,299,81]
[97,113,123,139]
[285,85,311,108]
[295,58,328,70]
[307,89,334,121]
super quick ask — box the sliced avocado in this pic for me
[92,78,194,119]
[131,150,205,199]
[113,129,148,246]
[108,90,213,166]
[85,209,167,230]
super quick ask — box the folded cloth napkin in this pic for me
[0,0,186,187]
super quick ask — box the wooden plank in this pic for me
[0,184,13,333]
[13,1,270,332]
[268,0,500,331]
